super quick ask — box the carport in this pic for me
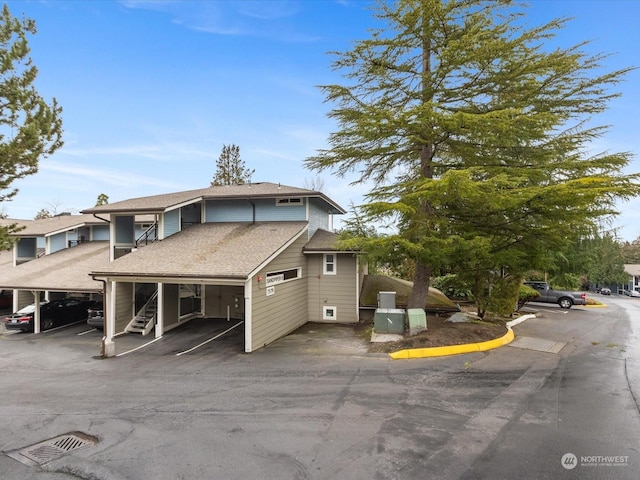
[90,222,310,357]
[0,241,108,333]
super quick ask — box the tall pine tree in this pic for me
[0,5,63,247]
[305,0,639,312]
[210,144,254,186]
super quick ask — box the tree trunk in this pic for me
[406,14,434,311]
[407,260,431,309]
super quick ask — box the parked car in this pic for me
[523,281,587,309]
[600,287,611,295]
[86,301,104,330]
[630,290,640,298]
[4,298,93,332]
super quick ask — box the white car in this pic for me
[630,290,640,298]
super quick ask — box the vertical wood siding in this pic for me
[250,234,308,350]
[205,285,244,318]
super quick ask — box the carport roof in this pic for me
[0,241,109,292]
[12,214,107,237]
[0,249,12,271]
[624,264,640,276]
[91,222,308,280]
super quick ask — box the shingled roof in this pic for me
[82,182,345,215]
[0,241,110,292]
[91,222,308,280]
[13,214,107,237]
[624,264,640,276]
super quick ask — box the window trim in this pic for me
[265,267,302,286]
[276,197,304,206]
[323,306,337,321]
[323,253,336,275]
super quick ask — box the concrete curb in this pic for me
[388,314,536,360]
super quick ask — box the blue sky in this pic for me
[2,0,640,241]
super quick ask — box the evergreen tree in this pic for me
[210,144,254,186]
[95,193,109,206]
[34,208,51,220]
[0,5,63,245]
[305,0,639,313]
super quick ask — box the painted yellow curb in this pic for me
[389,327,515,360]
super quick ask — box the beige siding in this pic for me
[16,289,33,310]
[250,235,308,350]
[163,283,179,329]
[307,253,358,323]
[115,282,133,332]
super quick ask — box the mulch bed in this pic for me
[361,313,509,354]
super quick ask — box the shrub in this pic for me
[430,274,473,301]
[517,284,540,310]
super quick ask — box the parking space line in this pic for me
[176,321,244,356]
[41,320,87,334]
[116,336,163,357]
[78,328,97,336]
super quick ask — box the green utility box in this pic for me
[373,308,406,334]
[407,308,427,335]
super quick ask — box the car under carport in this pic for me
[0,241,108,333]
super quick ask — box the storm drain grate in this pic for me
[7,431,98,466]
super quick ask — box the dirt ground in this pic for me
[362,312,509,354]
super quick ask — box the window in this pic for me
[276,197,303,206]
[323,306,337,321]
[323,254,336,275]
[266,267,302,286]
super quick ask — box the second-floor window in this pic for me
[324,254,336,275]
[276,197,303,206]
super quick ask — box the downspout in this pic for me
[93,214,110,224]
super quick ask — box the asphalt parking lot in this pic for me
[0,316,250,359]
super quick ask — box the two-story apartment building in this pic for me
[1,183,361,355]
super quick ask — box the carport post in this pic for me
[101,280,116,357]
[155,282,163,338]
[32,292,41,334]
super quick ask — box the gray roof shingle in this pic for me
[92,222,308,280]
[624,264,640,276]
[81,182,345,215]
[304,229,340,252]
[13,214,107,237]
[0,241,110,292]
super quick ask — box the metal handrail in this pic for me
[136,223,158,247]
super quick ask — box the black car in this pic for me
[600,287,611,295]
[4,298,95,332]
[86,301,104,330]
